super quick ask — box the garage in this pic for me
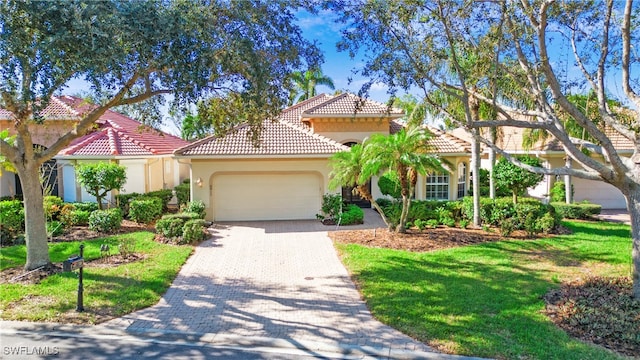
[212,172,322,221]
[572,177,627,209]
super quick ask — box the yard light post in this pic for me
[77,244,84,312]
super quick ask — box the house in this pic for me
[0,95,190,204]
[174,93,472,222]
[452,126,632,209]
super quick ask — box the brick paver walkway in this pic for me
[104,210,436,353]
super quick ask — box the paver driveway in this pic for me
[105,213,435,353]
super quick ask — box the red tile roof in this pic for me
[0,96,82,120]
[53,96,188,156]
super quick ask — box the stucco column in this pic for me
[564,156,573,204]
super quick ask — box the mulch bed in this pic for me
[48,220,155,243]
[329,226,533,252]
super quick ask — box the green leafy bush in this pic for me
[161,212,201,221]
[0,199,24,243]
[182,200,206,219]
[76,162,127,210]
[458,219,469,229]
[174,182,190,208]
[550,181,574,203]
[339,204,364,225]
[146,189,173,211]
[500,218,516,236]
[155,217,186,238]
[538,212,557,234]
[551,202,602,219]
[88,208,123,233]
[182,219,207,244]
[317,194,342,222]
[43,195,64,220]
[129,197,163,223]
[70,210,91,226]
[72,202,99,212]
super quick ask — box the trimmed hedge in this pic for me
[339,204,364,225]
[155,217,185,238]
[182,219,207,244]
[88,208,123,233]
[129,197,163,224]
[182,200,206,219]
[551,202,602,219]
[174,182,190,208]
[0,199,24,243]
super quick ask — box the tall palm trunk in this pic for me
[469,95,482,227]
[396,167,411,233]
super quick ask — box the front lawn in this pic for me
[335,221,633,359]
[0,232,192,324]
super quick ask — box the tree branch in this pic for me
[621,0,640,108]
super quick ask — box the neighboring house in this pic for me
[0,95,190,204]
[452,126,632,209]
[174,93,472,222]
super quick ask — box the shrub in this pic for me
[46,221,64,237]
[88,208,123,233]
[72,202,99,212]
[375,197,393,209]
[161,212,201,221]
[115,192,142,216]
[175,182,190,208]
[551,202,602,219]
[500,218,516,236]
[129,197,163,223]
[494,156,544,203]
[538,212,557,234]
[0,199,25,242]
[182,200,206,219]
[76,162,127,210]
[317,194,342,222]
[60,204,91,226]
[458,219,470,229]
[155,217,185,238]
[550,181,574,203]
[118,236,136,258]
[146,189,173,211]
[413,219,428,230]
[44,195,64,220]
[182,219,207,244]
[426,219,439,228]
[339,204,364,225]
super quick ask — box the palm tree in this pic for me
[289,67,335,104]
[364,126,447,233]
[328,143,393,230]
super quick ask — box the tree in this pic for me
[493,156,544,204]
[289,67,335,104]
[180,112,211,141]
[328,143,393,230]
[0,0,319,270]
[364,126,446,233]
[329,1,640,298]
[75,163,127,210]
[378,171,401,200]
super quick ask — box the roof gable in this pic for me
[300,93,403,118]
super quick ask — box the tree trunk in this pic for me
[489,148,496,199]
[396,167,411,233]
[357,185,394,231]
[629,186,640,299]
[471,130,481,227]
[20,165,51,270]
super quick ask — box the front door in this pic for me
[342,183,371,208]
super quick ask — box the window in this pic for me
[426,173,449,200]
[457,163,467,198]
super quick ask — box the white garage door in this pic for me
[573,177,627,209]
[213,173,322,221]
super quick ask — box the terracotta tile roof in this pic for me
[55,96,188,156]
[175,119,348,156]
[390,120,471,154]
[301,93,403,118]
[0,96,82,120]
[278,94,332,127]
[604,126,635,151]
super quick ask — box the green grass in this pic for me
[0,232,192,323]
[336,221,633,360]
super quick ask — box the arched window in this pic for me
[457,163,467,198]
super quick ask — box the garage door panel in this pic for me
[214,173,321,221]
[572,178,626,209]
